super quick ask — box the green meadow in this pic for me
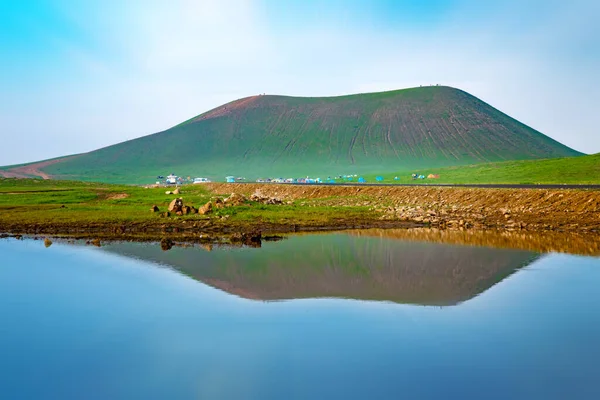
[365,154,600,185]
[0,179,374,228]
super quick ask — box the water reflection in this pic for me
[101,232,540,306]
[351,228,600,256]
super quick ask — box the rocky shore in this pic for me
[204,183,600,233]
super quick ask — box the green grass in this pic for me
[363,153,600,184]
[4,86,580,184]
[0,179,210,224]
[0,178,377,227]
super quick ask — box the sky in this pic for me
[1,0,599,165]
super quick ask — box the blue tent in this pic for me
[375,176,383,182]
[225,176,235,183]
[358,177,366,183]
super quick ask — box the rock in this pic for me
[181,205,191,215]
[173,187,181,195]
[190,206,198,214]
[161,211,171,218]
[199,201,213,215]
[168,198,183,212]
[200,244,213,252]
[44,238,52,248]
[230,230,262,246]
[151,205,159,212]
[91,239,101,247]
[224,193,247,206]
[165,191,173,195]
[250,190,283,205]
[160,238,173,251]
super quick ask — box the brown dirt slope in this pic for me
[0,158,73,179]
[205,183,600,232]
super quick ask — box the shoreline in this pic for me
[3,224,600,257]
[2,182,600,247]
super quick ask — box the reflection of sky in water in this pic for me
[1,238,599,400]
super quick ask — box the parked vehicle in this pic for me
[193,177,211,184]
[166,174,178,184]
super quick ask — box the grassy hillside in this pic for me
[7,86,582,184]
[366,153,600,184]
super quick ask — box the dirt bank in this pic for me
[205,183,600,232]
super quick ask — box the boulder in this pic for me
[151,205,159,212]
[224,193,247,206]
[181,205,191,215]
[230,230,262,247]
[249,190,283,205]
[190,206,198,214]
[214,198,224,209]
[168,198,184,212]
[173,187,181,195]
[44,238,52,248]
[199,201,213,215]
[160,238,173,251]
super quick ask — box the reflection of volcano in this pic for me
[102,233,540,306]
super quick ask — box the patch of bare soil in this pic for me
[106,193,129,200]
[192,96,260,123]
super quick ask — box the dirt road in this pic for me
[0,157,76,179]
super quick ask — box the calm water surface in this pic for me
[1,233,599,399]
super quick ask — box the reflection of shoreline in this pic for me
[101,234,540,306]
[348,228,600,257]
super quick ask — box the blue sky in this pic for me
[1,0,598,165]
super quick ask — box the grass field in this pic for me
[0,178,374,228]
[2,177,600,239]
[364,153,600,184]
[2,86,580,184]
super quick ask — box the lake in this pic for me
[1,232,599,399]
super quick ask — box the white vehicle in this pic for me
[166,174,178,184]
[193,177,211,184]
